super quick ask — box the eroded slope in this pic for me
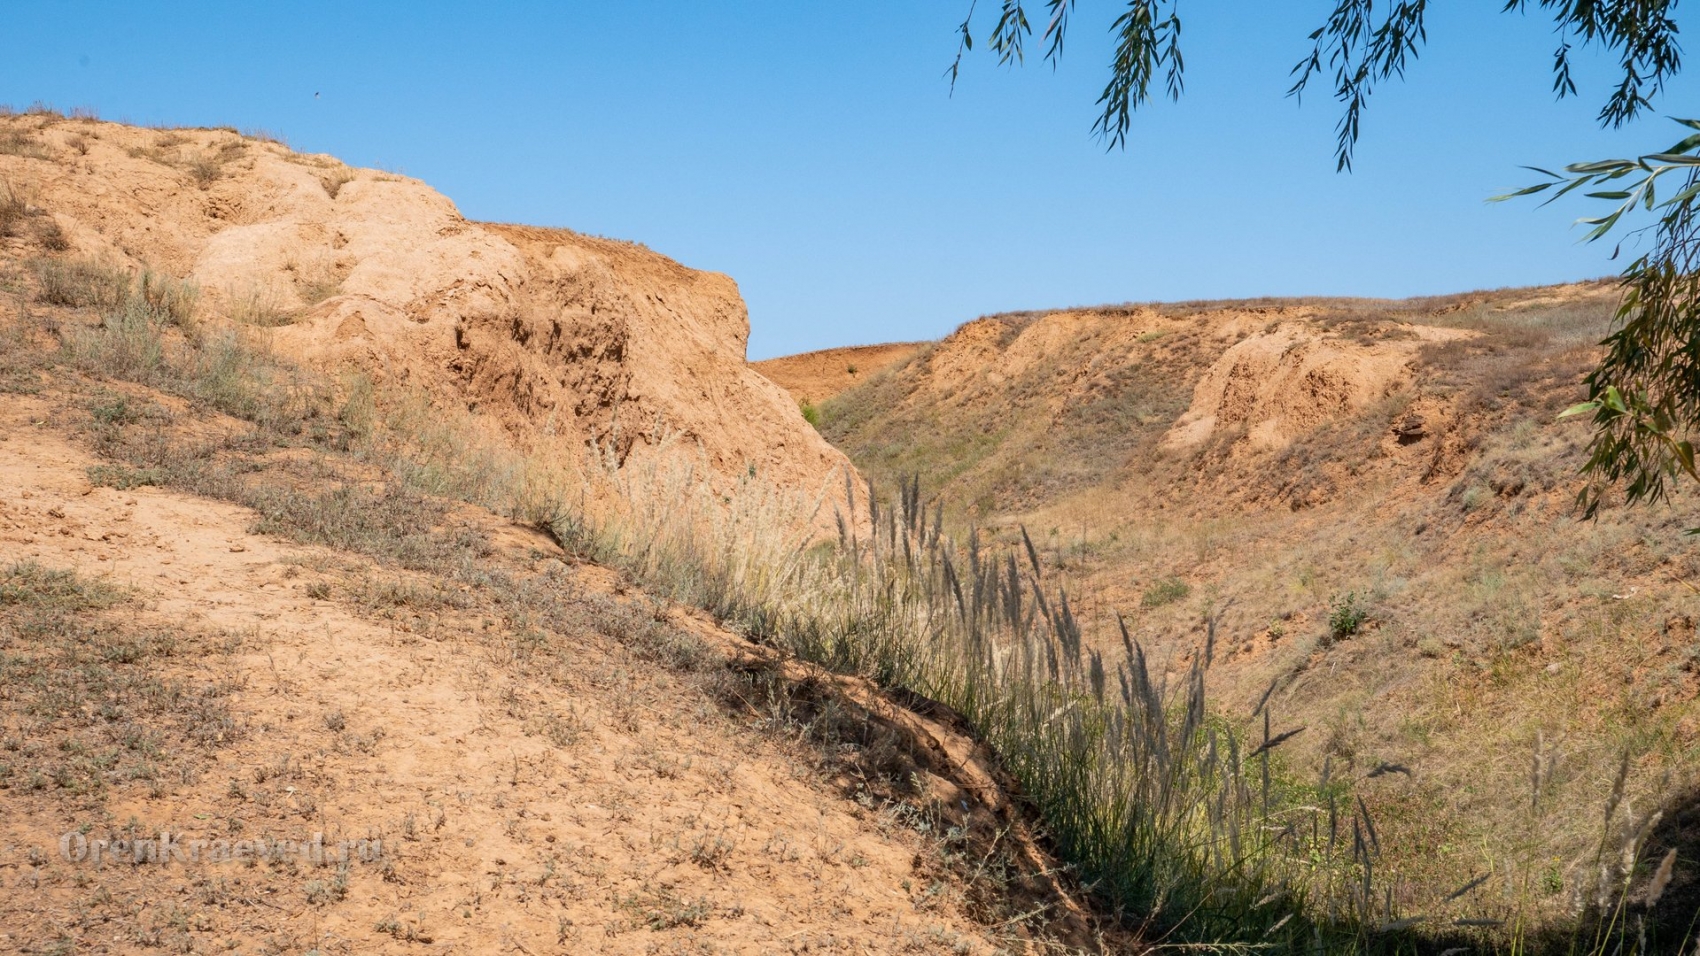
[0,111,851,505]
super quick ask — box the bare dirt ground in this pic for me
[0,386,1111,954]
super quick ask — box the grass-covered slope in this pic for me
[814,283,1700,945]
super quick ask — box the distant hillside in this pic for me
[753,342,926,406]
[808,282,1700,923]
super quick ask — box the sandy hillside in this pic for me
[0,111,852,507]
[0,228,1119,952]
[0,110,1135,953]
[754,343,926,406]
[809,284,1700,919]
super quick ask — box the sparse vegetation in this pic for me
[38,266,1673,951]
[0,127,51,160]
[123,136,244,188]
[619,884,713,930]
[229,286,297,327]
[1139,576,1188,608]
[31,257,130,310]
[33,217,67,251]
[0,243,1131,950]
[0,562,240,802]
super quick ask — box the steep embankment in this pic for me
[1,112,850,503]
[813,285,1700,916]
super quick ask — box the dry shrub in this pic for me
[319,167,357,200]
[34,217,69,251]
[185,156,223,189]
[229,287,298,327]
[290,252,351,306]
[0,181,26,237]
[137,270,198,328]
[0,127,50,160]
[185,140,246,189]
[32,257,129,310]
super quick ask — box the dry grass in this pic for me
[31,257,130,310]
[319,166,357,200]
[808,285,1700,952]
[286,252,350,307]
[228,285,298,327]
[122,136,245,189]
[0,562,242,804]
[0,181,27,238]
[0,127,51,160]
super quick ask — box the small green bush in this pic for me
[89,394,136,426]
[1140,576,1190,608]
[0,562,123,610]
[800,400,820,428]
[1328,591,1369,640]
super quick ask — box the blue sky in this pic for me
[3,2,1696,358]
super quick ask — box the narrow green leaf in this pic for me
[1567,160,1636,174]
[1677,442,1698,480]
[1545,176,1602,205]
[1644,153,1700,166]
[1488,182,1554,202]
[1658,181,1700,207]
[1661,132,1700,154]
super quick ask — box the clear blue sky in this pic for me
[3,2,1696,358]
